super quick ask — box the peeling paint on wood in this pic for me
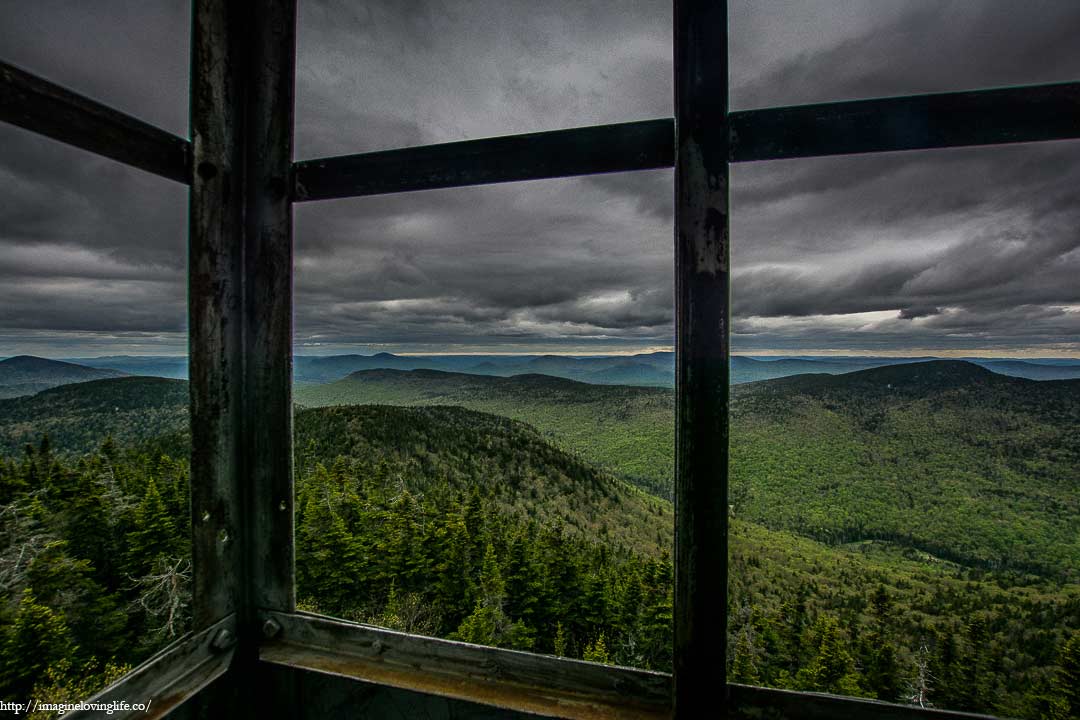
[673,2,731,718]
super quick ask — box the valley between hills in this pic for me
[0,355,1077,717]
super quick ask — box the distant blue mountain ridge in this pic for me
[0,351,1071,399]
[52,351,1080,385]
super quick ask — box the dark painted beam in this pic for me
[0,59,190,183]
[292,119,674,201]
[729,81,1080,162]
[243,0,296,619]
[189,0,246,631]
[673,0,730,718]
[290,81,1080,204]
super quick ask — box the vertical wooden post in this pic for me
[189,0,245,633]
[190,1,296,715]
[673,1,730,717]
[243,0,297,621]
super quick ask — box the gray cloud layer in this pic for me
[1,1,1078,356]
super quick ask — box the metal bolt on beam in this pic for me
[262,617,283,639]
[211,628,236,652]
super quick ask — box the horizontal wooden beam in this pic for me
[259,611,671,720]
[728,683,999,720]
[291,119,674,201]
[729,81,1080,162]
[258,613,1005,720]
[0,60,191,184]
[292,81,1080,201]
[69,614,236,720]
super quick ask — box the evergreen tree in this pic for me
[125,478,178,578]
[1049,632,1079,720]
[296,475,361,614]
[930,630,966,709]
[504,532,543,632]
[431,514,474,626]
[583,633,610,664]
[1,590,73,698]
[553,621,568,657]
[731,626,762,685]
[795,615,866,697]
[862,586,900,701]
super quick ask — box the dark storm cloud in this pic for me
[2,1,1079,355]
[730,0,1080,110]
[898,306,942,321]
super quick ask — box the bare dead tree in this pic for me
[905,642,934,709]
[0,492,54,594]
[129,556,192,641]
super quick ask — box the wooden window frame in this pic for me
[2,1,1077,717]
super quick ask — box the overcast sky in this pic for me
[1,1,1078,358]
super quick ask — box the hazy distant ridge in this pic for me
[0,355,127,399]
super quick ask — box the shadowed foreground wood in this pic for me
[68,615,236,720]
[728,684,998,720]
[259,611,672,720]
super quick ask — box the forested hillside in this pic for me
[297,370,675,497]
[2,365,1079,717]
[0,377,188,457]
[730,361,1080,581]
[294,405,671,555]
[299,362,1080,581]
[2,421,1076,718]
[0,356,127,400]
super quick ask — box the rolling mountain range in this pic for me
[0,355,127,399]
[42,351,1080,389]
[297,361,1080,579]
[3,360,1076,717]
[67,355,189,379]
[11,358,1071,580]
[296,368,675,497]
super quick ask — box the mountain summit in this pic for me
[0,355,127,399]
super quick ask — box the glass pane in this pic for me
[295,0,672,159]
[0,126,189,704]
[730,0,1080,110]
[294,171,676,670]
[728,141,1080,718]
[0,0,190,137]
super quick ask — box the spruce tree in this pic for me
[125,478,178,578]
[731,627,762,685]
[583,633,610,664]
[1050,632,1079,720]
[1,590,73,698]
[862,586,900,701]
[795,615,867,698]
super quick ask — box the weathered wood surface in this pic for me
[290,80,1080,205]
[728,684,999,720]
[259,611,672,720]
[729,81,1080,162]
[673,1,731,718]
[189,0,246,632]
[242,0,297,619]
[0,59,190,183]
[292,119,674,201]
[68,615,235,720]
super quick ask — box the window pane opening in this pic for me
[293,171,677,671]
[0,126,191,705]
[727,141,1080,718]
